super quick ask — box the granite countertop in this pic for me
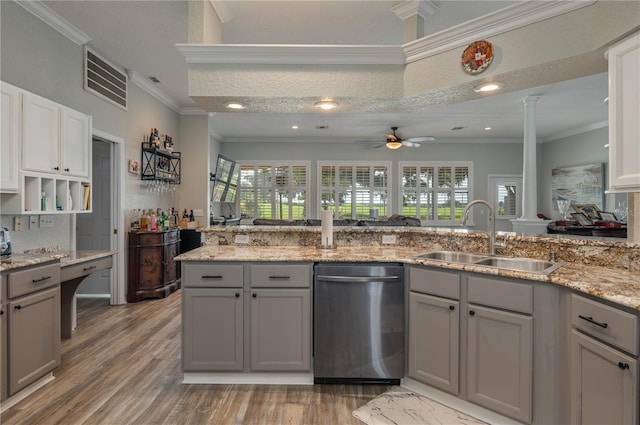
[0,250,116,272]
[175,245,640,311]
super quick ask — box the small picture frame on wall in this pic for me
[571,212,592,226]
[128,159,140,174]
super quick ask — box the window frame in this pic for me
[317,161,392,219]
[238,161,310,220]
[398,161,474,226]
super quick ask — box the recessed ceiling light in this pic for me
[291,125,299,129]
[474,82,503,93]
[314,100,339,110]
[224,101,246,110]
[484,127,492,131]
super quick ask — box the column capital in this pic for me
[522,95,541,104]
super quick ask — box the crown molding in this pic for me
[209,0,232,24]
[181,106,208,116]
[403,0,596,63]
[391,1,438,20]
[15,0,91,45]
[176,44,404,65]
[542,120,608,143]
[127,71,181,113]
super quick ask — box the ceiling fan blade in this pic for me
[401,141,422,148]
[404,136,436,143]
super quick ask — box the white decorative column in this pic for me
[391,1,437,43]
[511,96,551,235]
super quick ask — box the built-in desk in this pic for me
[60,251,115,338]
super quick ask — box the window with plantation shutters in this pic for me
[400,162,473,225]
[239,162,309,219]
[318,162,391,219]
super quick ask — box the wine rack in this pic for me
[140,143,181,183]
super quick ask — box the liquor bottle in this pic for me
[140,209,149,231]
[150,209,157,231]
[189,210,195,222]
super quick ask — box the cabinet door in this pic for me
[164,241,179,285]
[60,107,90,178]
[1,83,20,192]
[8,286,61,396]
[250,288,311,372]
[408,292,459,395]
[182,288,243,372]
[608,32,640,192]
[22,93,59,174]
[571,330,638,425]
[467,304,532,424]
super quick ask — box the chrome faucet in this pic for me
[462,199,498,256]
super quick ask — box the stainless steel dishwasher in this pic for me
[313,263,405,384]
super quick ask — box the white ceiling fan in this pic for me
[359,126,436,150]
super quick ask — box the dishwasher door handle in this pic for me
[316,275,401,283]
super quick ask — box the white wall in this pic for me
[179,115,210,220]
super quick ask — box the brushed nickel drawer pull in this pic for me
[83,265,97,271]
[32,276,51,283]
[578,315,608,329]
[269,275,291,279]
[202,275,223,279]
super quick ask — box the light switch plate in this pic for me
[39,215,54,228]
[29,215,38,230]
[14,216,24,231]
[193,209,204,217]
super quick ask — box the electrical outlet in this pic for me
[39,215,54,228]
[193,209,204,217]
[14,216,23,231]
[29,215,38,230]
[235,235,250,244]
[382,234,397,245]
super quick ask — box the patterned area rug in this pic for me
[353,386,488,425]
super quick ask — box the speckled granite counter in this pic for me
[187,226,640,310]
[0,250,116,272]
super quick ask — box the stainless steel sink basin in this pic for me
[413,251,489,263]
[473,257,564,274]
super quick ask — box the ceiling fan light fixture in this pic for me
[474,82,503,93]
[224,101,246,110]
[386,141,403,150]
[314,100,339,110]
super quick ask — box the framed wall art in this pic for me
[551,163,604,210]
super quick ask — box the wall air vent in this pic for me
[84,47,127,110]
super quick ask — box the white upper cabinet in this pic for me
[607,32,640,193]
[1,83,21,192]
[60,107,91,178]
[21,92,91,180]
[21,93,60,175]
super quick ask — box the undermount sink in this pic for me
[413,251,489,263]
[413,250,565,275]
[473,257,564,274]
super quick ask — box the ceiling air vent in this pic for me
[84,47,127,110]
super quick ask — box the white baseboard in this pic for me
[183,372,314,385]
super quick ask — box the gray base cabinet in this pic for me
[1,274,7,401]
[250,288,311,371]
[466,304,532,423]
[408,291,459,395]
[181,262,312,374]
[182,288,243,371]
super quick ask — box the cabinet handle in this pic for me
[54,166,59,171]
[618,362,630,370]
[83,265,97,271]
[201,275,223,279]
[0,309,4,316]
[578,315,608,329]
[269,275,290,280]
[252,293,257,298]
[449,305,455,311]
[469,310,475,316]
[32,276,51,283]
[235,293,240,298]
[14,305,22,310]
[64,168,70,172]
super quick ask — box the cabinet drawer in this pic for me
[467,275,532,315]
[571,294,639,355]
[60,256,112,282]
[8,263,60,299]
[183,264,243,288]
[250,264,312,288]
[136,233,164,246]
[409,267,460,300]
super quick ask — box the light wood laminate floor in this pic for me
[1,292,388,425]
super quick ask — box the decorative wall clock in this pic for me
[461,40,494,75]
